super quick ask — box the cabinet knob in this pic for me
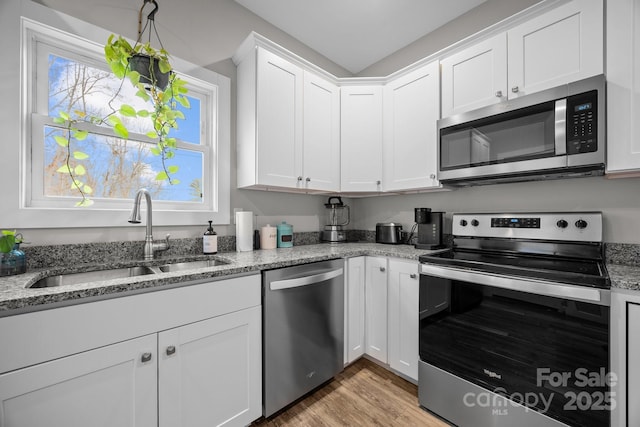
[297,176,303,181]
[429,173,436,180]
[166,345,176,356]
[376,180,381,185]
[306,177,311,182]
[141,352,152,363]
[410,273,417,279]
[379,266,386,272]
[511,86,519,93]
[495,90,503,98]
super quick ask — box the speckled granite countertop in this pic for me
[607,264,640,291]
[0,243,436,316]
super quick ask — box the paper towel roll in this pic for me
[236,211,254,252]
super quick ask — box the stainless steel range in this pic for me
[418,212,611,427]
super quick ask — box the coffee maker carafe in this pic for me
[321,196,350,243]
[415,208,444,249]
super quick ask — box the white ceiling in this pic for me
[234,0,486,74]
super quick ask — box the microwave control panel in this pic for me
[566,90,597,154]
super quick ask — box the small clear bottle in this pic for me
[203,221,217,254]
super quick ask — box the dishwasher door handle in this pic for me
[270,268,344,291]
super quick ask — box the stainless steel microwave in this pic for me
[437,74,605,186]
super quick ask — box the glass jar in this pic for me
[0,244,26,276]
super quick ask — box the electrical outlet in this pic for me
[233,208,243,224]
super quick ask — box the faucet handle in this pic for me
[153,234,171,255]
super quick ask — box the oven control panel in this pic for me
[453,212,602,242]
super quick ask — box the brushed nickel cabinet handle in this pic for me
[495,90,503,98]
[166,345,176,356]
[511,86,519,93]
[141,352,152,363]
[380,267,386,272]
[410,273,417,279]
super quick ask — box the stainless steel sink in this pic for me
[28,266,157,289]
[157,259,229,273]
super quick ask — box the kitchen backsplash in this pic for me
[605,243,640,266]
[20,233,639,270]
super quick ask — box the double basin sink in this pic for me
[28,258,229,289]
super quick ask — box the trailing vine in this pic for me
[55,34,189,207]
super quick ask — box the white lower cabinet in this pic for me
[387,258,420,381]
[611,289,640,427]
[344,256,366,364]
[0,275,262,427]
[365,256,388,363]
[159,306,261,427]
[0,334,158,427]
[351,256,419,382]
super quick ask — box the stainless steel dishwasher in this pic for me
[262,259,344,417]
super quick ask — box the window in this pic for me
[10,12,230,228]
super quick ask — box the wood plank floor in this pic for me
[253,358,451,426]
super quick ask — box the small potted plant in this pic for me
[0,230,26,276]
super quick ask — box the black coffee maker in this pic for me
[414,208,444,249]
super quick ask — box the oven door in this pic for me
[419,264,611,427]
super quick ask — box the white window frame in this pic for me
[0,0,230,228]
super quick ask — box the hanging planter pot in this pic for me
[129,53,170,90]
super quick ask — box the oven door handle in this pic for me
[420,264,610,306]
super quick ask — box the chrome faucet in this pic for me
[128,188,170,260]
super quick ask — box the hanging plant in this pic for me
[54,0,189,207]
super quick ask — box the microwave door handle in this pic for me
[554,99,567,155]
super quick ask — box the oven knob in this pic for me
[459,219,468,227]
[556,219,568,229]
[471,219,479,227]
[575,219,588,229]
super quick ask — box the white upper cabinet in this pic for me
[507,0,603,98]
[441,34,507,118]
[236,45,339,192]
[341,85,384,192]
[236,46,303,189]
[303,71,341,191]
[254,48,304,188]
[606,0,640,174]
[383,61,441,191]
[441,0,603,117]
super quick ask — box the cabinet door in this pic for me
[341,85,383,192]
[345,256,366,364]
[159,306,262,427]
[387,259,419,381]
[507,0,603,99]
[0,334,157,427]
[440,33,507,118]
[628,302,640,426]
[365,256,388,363]
[256,47,304,187]
[606,0,640,173]
[303,71,340,191]
[383,61,440,191]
